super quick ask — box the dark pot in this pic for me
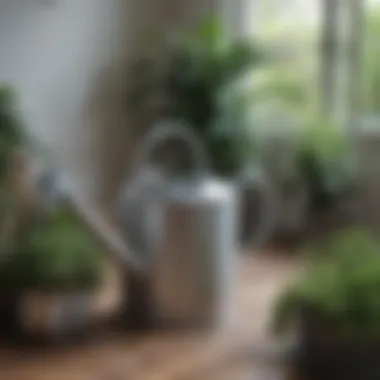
[122,272,156,331]
[0,291,23,340]
[296,308,380,380]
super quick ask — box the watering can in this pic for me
[118,120,276,329]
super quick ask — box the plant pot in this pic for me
[0,291,23,339]
[18,290,92,341]
[296,308,380,380]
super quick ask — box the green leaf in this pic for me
[271,228,380,339]
[184,15,225,53]
[8,208,103,292]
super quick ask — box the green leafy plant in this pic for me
[0,86,24,183]
[271,228,380,340]
[0,85,27,264]
[128,16,265,176]
[294,119,357,210]
[2,207,103,293]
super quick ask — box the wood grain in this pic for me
[0,253,300,380]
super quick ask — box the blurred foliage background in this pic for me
[251,0,380,124]
[363,3,380,114]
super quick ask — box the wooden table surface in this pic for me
[0,253,301,380]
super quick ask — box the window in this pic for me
[234,0,323,130]
[229,0,369,129]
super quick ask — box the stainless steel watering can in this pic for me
[118,120,276,329]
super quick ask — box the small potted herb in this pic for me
[271,228,380,380]
[14,208,103,340]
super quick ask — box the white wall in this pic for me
[0,0,218,209]
[0,0,139,206]
[0,0,121,203]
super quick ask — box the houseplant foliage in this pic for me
[0,85,25,217]
[0,84,25,263]
[0,85,31,336]
[294,119,357,210]
[0,86,24,183]
[0,85,104,339]
[272,228,380,336]
[271,228,380,379]
[0,205,103,340]
[12,207,102,293]
[128,16,265,177]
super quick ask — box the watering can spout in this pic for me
[118,166,165,272]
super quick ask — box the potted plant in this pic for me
[0,85,28,336]
[12,207,103,340]
[271,228,380,380]
[128,16,265,177]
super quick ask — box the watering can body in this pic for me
[118,121,275,329]
[149,179,239,328]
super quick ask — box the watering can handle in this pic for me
[236,165,277,250]
[132,120,211,177]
